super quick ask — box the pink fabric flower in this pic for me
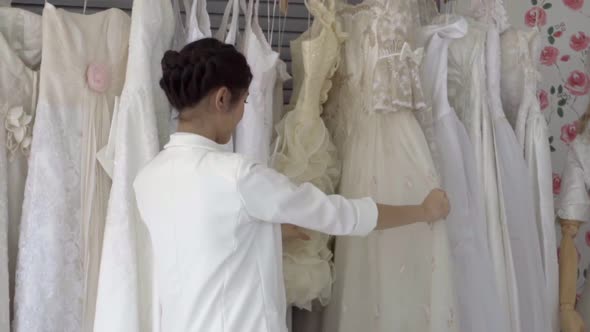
[560,122,578,144]
[86,63,111,93]
[554,31,564,38]
[525,7,548,27]
[561,55,571,62]
[537,89,549,110]
[540,46,560,66]
[565,70,590,96]
[570,32,590,52]
[553,173,562,195]
[563,0,584,11]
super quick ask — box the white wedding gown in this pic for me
[446,18,521,332]
[500,28,559,331]
[14,5,130,332]
[322,0,458,331]
[419,16,510,332]
[92,1,175,331]
[486,27,551,332]
[0,8,41,330]
[234,0,280,164]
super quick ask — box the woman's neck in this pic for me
[177,121,220,143]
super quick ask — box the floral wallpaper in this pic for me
[507,0,590,300]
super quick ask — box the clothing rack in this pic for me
[11,0,312,101]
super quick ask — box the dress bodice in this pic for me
[446,18,488,132]
[0,8,41,159]
[333,0,427,116]
[291,0,343,118]
[0,8,42,69]
[500,28,541,138]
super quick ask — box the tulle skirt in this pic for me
[323,109,458,332]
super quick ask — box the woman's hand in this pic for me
[281,224,310,241]
[420,189,451,223]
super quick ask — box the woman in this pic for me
[133,38,451,332]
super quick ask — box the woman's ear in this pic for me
[213,87,232,112]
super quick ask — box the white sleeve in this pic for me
[557,147,590,223]
[236,162,378,236]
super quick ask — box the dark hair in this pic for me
[159,38,252,111]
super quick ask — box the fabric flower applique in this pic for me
[86,62,111,93]
[4,105,33,158]
[560,121,578,144]
[525,7,548,27]
[565,70,590,96]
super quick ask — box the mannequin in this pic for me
[559,104,590,332]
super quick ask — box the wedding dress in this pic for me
[500,28,558,332]
[322,1,458,331]
[486,27,551,332]
[272,0,343,310]
[93,1,175,331]
[14,5,130,331]
[234,0,280,164]
[446,18,521,332]
[419,16,509,332]
[0,8,41,329]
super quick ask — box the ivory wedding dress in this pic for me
[500,28,558,331]
[273,0,343,309]
[420,16,509,332]
[0,8,41,330]
[322,1,458,331]
[93,1,175,332]
[14,5,130,331]
[486,27,550,332]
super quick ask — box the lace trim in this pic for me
[370,42,427,114]
[3,105,33,160]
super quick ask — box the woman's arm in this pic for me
[239,163,449,237]
[376,189,449,230]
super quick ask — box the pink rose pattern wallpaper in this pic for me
[508,0,590,301]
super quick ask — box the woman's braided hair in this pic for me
[159,38,252,112]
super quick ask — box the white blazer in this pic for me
[133,132,378,332]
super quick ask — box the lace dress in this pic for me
[272,0,343,310]
[322,1,458,331]
[500,28,558,332]
[419,16,509,332]
[92,1,175,331]
[0,8,41,330]
[14,5,130,331]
